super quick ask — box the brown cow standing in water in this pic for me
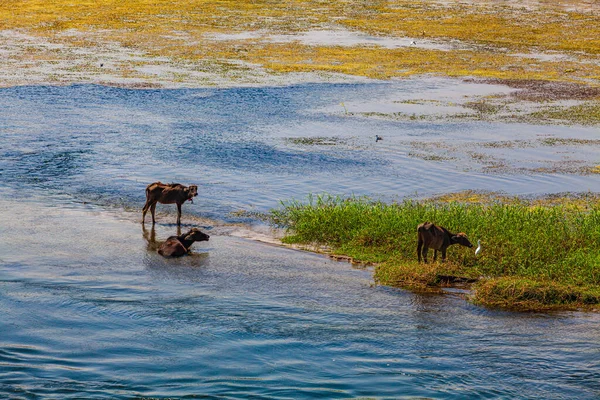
[142,182,198,225]
[158,228,210,257]
[417,222,473,263]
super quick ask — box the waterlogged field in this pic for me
[1,0,600,398]
[3,0,600,84]
[2,0,600,128]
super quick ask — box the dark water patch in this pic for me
[177,138,377,174]
[11,149,93,188]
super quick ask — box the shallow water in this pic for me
[1,81,600,398]
[2,80,600,221]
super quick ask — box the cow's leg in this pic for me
[417,239,423,263]
[176,202,182,225]
[422,247,428,263]
[441,248,447,262]
[150,202,157,224]
[142,199,151,224]
[433,249,438,262]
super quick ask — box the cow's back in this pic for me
[158,237,187,257]
[146,182,185,204]
[146,181,167,196]
[417,222,445,249]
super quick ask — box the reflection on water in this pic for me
[1,81,600,398]
[142,224,160,252]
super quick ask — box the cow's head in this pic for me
[452,232,473,248]
[186,185,198,203]
[184,228,210,243]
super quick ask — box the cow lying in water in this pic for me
[158,228,210,257]
[417,222,473,263]
[142,181,198,225]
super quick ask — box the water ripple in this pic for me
[1,83,600,398]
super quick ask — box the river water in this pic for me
[1,81,599,398]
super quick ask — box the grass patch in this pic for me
[528,102,600,125]
[464,99,504,114]
[355,97,600,126]
[285,137,344,146]
[474,277,600,311]
[376,258,479,291]
[270,193,600,311]
[408,152,456,161]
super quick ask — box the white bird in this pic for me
[475,240,482,256]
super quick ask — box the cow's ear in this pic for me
[451,235,459,242]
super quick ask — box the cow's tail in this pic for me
[417,229,423,261]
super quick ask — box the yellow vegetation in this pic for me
[1,0,599,85]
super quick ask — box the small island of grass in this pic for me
[270,192,600,312]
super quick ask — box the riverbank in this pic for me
[270,192,600,311]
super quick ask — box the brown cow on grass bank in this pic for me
[142,182,198,225]
[158,228,210,257]
[417,222,473,263]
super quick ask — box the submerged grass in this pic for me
[271,193,600,311]
[529,102,600,126]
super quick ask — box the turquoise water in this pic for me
[1,82,599,398]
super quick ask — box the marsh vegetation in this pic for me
[271,192,600,311]
[2,1,599,125]
[1,3,598,83]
